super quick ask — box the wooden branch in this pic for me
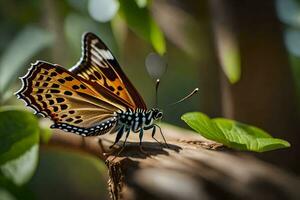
[48,124,300,200]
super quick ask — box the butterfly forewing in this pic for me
[16,61,127,128]
[70,32,147,110]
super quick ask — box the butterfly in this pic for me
[16,32,167,150]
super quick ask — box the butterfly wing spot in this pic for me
[74,119,83,124]
[66,118,73,122]
[80,84,87,89]
[37,95,42,101]
[106,85,115,92]
[50,72,57,76]
[56,98,65,103]
[37,89,44,93]
[53,106,59,112]
[37,75,44,81]
[51,83,59,88]
[65,76,74,81]
[49,100,54,105]
[72,85,80,90]
[64,91,72,96]
[60,104,68,110]
[117,86,123,91]
[58,79,65,84]
[50,89,60,93]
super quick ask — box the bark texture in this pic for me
[49,124,300,200]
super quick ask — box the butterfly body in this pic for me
[117,108,162,132]
[16,32,167,149]
[110,108,163,146]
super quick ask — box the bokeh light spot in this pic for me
[88,0,119,23]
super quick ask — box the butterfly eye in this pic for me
[155,112,163,119]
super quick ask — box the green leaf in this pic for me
[180,112,226,143]
[118,0,166,55]
[181,112,290,152]
[0,109,40,185]
[0,26,53,101]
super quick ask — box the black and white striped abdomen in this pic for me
[51,116,117,136]
[116,109,155,131]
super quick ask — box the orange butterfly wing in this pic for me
[16,61,128,128]
[69,32,147,110]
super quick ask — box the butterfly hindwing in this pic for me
[16,61,126,129]
[70,32,147,110]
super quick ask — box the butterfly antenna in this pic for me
[155,79,160,108]
[167,88,199,106]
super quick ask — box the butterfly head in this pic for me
[151,108,163,120]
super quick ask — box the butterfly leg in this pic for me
[154,124,169,148]
[115,128,131,157]
[138,128,149,155]
[144,125,163,147]
[110,126,125,149]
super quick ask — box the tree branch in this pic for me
[48,124,300,200]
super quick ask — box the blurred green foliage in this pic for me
[119,0,166,55]
[28,148,108,200]
[276,0,300,105]
[217,37,241,84]
[0,27,53,103]
[0,109,39,199]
